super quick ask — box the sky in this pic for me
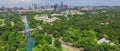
[0,0,120,7]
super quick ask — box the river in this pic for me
[22,15,34,51]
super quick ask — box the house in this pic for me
[98,38,110,44]
[34,15,60,23]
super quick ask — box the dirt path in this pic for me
[48,33,84,51]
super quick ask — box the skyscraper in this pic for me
[54,3,60,11]
[1,6,4,11]
[61,2,64,9]
[32,3,37,10]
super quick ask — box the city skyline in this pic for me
[0,0,120,7]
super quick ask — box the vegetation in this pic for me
[0,12,25,51]
[41,9,120,51]
[0,9,120,51]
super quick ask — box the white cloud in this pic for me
[10,0,32,2]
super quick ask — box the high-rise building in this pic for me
[45,3,50,10]
[1,6,4,11]
[32,3,37,10]
[54,3,59,11]
[61,2,64,9]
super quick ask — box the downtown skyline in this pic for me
[0,0,120,7]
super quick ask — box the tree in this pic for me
[54,39,61,48]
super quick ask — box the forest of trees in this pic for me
[0,9,120,51]
[0,12,25,51]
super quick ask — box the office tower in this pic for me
[1,6,4,11]
[61,2,64,9]
[32,3,37,10]
[54,3,59,11]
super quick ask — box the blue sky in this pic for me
[0,0,120,7]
